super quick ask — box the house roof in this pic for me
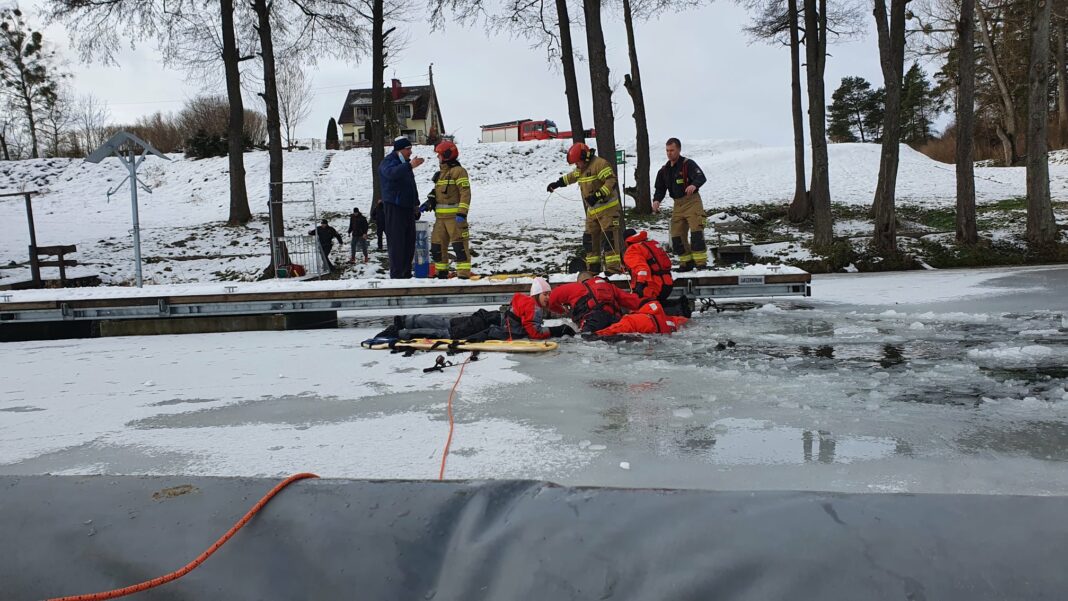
[337,85,437,125]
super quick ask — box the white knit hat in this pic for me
[529,277,551,296]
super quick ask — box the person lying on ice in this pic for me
[374,277,576,341]
[594,300,689,336]
[548,271,641,333]
[621,228,691,318]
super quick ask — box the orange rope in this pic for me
[438,355,473,480]
[48,472,320,601]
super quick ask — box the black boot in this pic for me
[677,262,695,273]
[375,323,399,340]
[680,294,694,318]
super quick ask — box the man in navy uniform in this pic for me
[378,136,426,278]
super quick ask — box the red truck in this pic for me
[479,119,594,143]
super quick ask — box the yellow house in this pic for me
[338,78,445,147]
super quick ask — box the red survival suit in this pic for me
[595,301,689,336]
[548,277,641,332]
[623,230,674,303]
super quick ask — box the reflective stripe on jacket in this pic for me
[434,161,471,217]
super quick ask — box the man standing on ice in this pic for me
[546,143,624,274]
[378,136,425,278]
[653,138,708,271]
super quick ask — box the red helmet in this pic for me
[567,142,594,165]
[434,140,459,161]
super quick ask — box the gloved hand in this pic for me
[583,194,598,207]
[546,179,562,193]
[634,283,646,298]
[413,207,421,220]
[456,215,466,224]
[548,324,576,338]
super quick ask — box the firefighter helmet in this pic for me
[434,140,459,161]
[567,142,594,165]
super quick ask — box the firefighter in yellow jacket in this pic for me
[546,143,623,274]
[423,140,473,278]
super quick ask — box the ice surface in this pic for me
[1,265,1066,495]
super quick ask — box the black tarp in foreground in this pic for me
[3,476,1066,600]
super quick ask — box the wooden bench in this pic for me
[31,244,78,287]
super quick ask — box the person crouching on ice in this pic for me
[594,300,689,337]
[548,271,641,333]
[374,277,576,341]
[622,228,691,318]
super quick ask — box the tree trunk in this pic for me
[253,0,284,275]
[17,81,39,159]
[805,0,833,249]
[583,0,616,167]
[221,0,251,226]
[0,129,9,161]
[1056,19,1068,147]
[556,0,585,143]
[1026,0,1058,245]
[370,0,386,213]
[957,0,978,244]
[787,0,811,223]
[622,0,651,215]
[872,0,907,255]
[977,4,1020,166]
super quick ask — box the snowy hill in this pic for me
[0,140,1064,285]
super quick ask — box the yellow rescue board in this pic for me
[362,338,558,353]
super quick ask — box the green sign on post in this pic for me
[615,149,625,165]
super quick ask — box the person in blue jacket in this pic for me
[378,136,426,278]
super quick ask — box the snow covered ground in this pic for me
[2,265,1066,494]
[1,140,1065,287]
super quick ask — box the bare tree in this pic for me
[0,105,17,159]
[75,92,111,155]
[975,0,1022,166]
[47,0,257,224]
[249,0,371,275]
[1025,0,1058,244]
[622,0,651,213]
[556,0,585,142]
[277,59,313,150]
[956,0,978,244]
[583,0,617,168]
[0,8,64,159]
[805,0,834,249]
[489,0,585,143]
[744,0,864,221]
[871,0,910,254]
[38,85,74,157]
[1056,6,1068,146]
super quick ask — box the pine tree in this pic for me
[828,77,875,142]
[899,63,941,145]
[863,87,886,141]
[326,117,339,150]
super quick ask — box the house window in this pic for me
[397,104,412,120]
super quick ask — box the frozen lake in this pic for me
[1,265,1066,494]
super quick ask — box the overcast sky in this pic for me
[15,0,906,149]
